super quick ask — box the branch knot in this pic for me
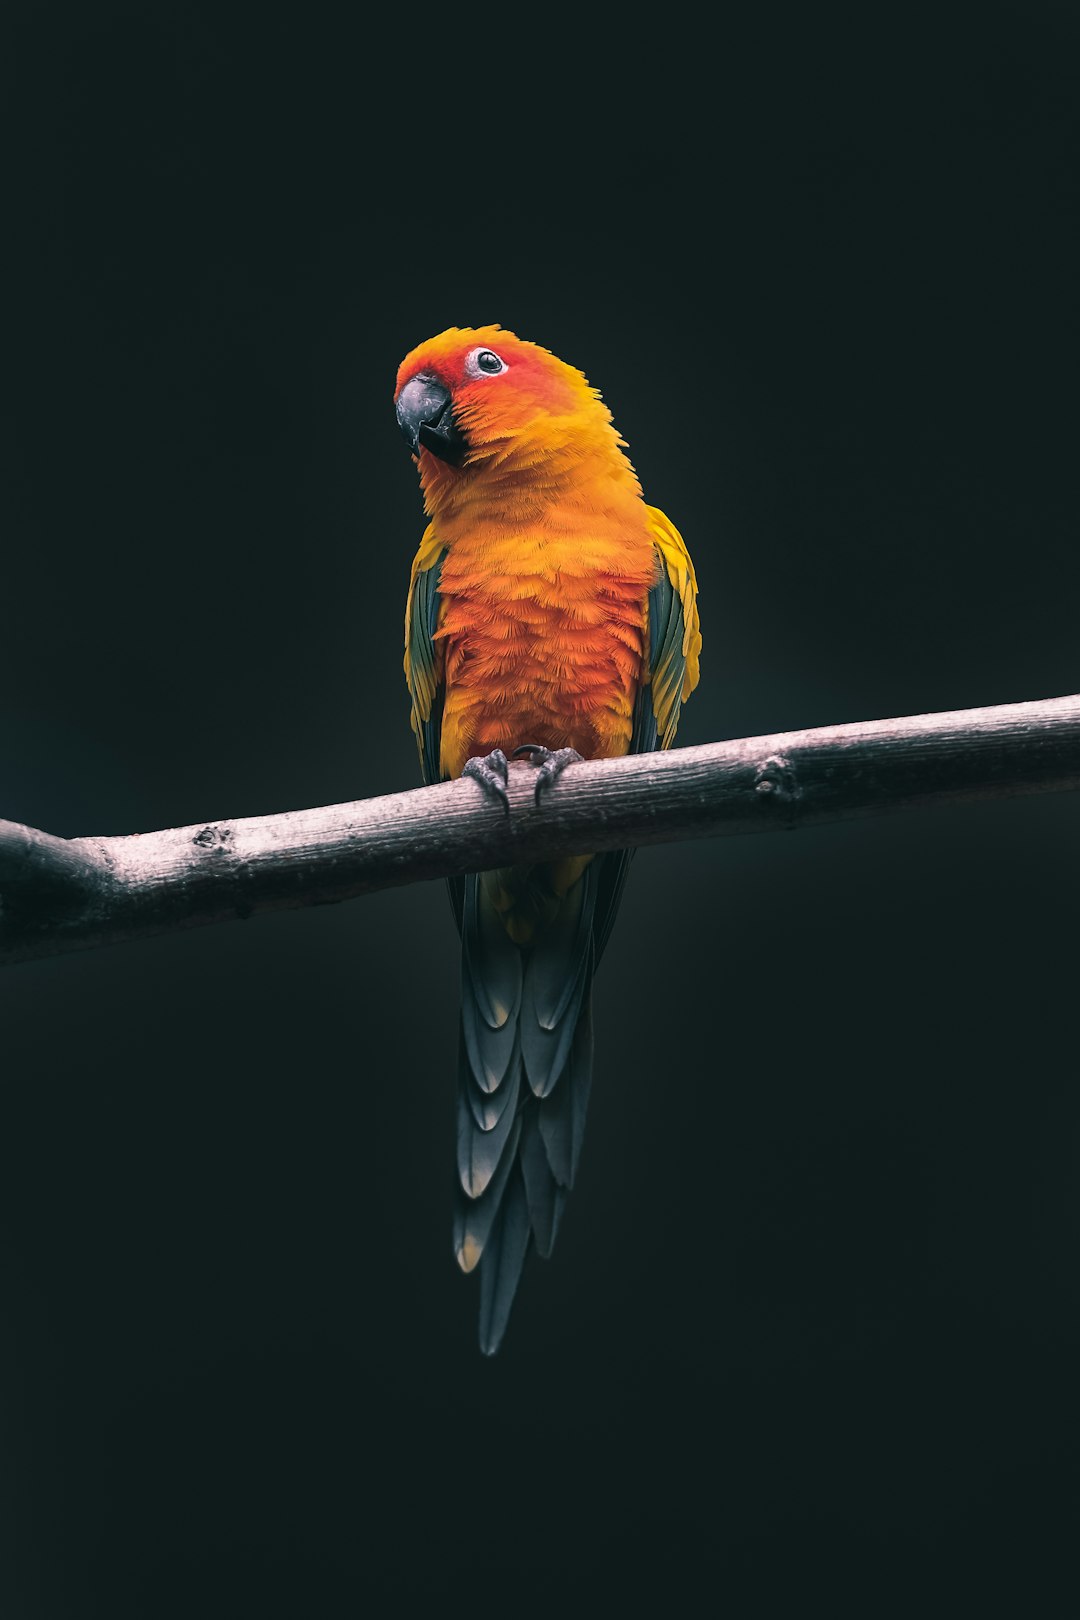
[754,753,800,822]
[193,825,231,850]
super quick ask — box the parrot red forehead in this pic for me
[394,325,583,410]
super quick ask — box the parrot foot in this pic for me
[463,749,510,813]
[511,745,584,806]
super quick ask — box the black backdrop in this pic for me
[5,7,1080,1614]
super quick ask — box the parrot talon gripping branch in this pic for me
[461,748,511,812]
[511,745,586,807]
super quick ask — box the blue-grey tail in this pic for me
[453,867,600,1355]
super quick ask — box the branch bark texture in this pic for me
[3,692,1079,968]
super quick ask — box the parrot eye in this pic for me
[465,347,508,379]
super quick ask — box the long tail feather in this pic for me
[520,1108,567,1259]
[455,870,603,1354]
[453,1112,523,1275]
[477,1163,532,1357]
[538,994,594,1190]
[456,1031,522,1197]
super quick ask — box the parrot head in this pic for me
[394,325,636,501]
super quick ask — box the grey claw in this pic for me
[510,745,583,805]
[534,748,583,805]
[463,749,511,813]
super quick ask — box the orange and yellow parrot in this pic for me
[394,326,701,1353]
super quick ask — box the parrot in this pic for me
[394,325,701,1354]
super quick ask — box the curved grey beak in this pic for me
[395,374,467,465]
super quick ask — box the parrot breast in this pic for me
[435,519,657,779]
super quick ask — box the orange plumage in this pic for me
[395,325,660,779]
[395,325,700,1353]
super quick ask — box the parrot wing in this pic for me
[404,522,448,789]
[641,504,702,751]
[593,505,702,958]
[404,524,465,929]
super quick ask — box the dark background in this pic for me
[4,5,1080,1613]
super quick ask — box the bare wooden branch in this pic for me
[3,691,1080,968]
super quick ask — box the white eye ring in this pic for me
[465,346,508,379]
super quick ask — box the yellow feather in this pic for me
[645,505,702,748]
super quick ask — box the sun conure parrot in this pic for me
[394,326,701,1354]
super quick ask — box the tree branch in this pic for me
[4,691,1080,968]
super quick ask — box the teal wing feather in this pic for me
[404,527,462,924]
[642,504,702,751]
[593,513,702,960]
[404,528,447,789]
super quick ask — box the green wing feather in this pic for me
[404,523,447,788]
[595,506,702,959]
[642,504,702,751]
[405,525,462,925]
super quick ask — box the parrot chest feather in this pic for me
[434,524,656,777]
